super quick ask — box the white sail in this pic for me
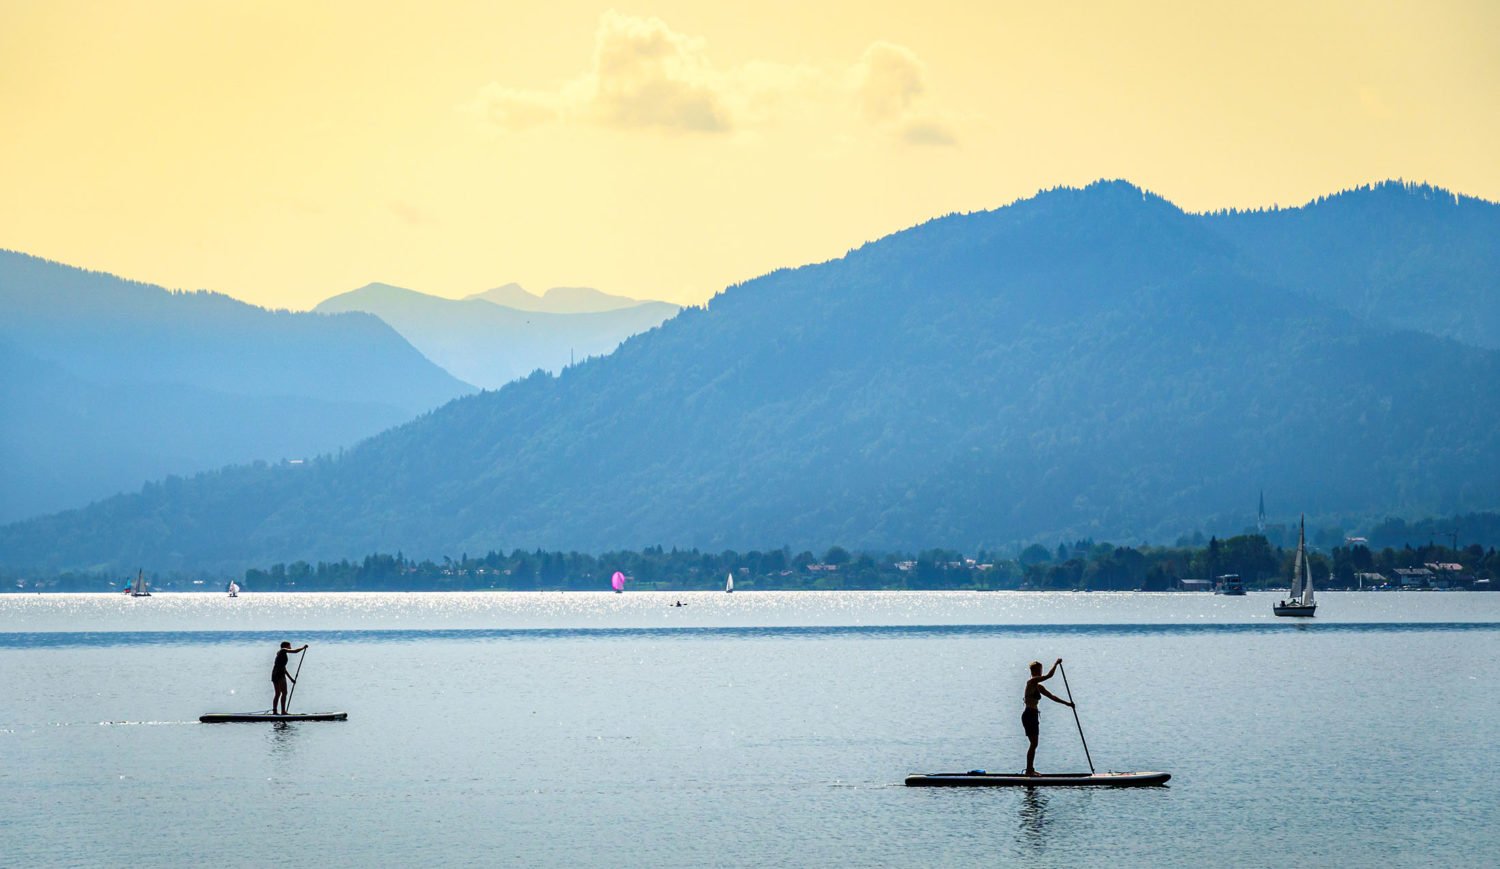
[1302,554,1315,606]
[725,573,734,593]
[1289,542,1304,600]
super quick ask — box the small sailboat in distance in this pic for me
[130,569,151,597]
[227,580,239,598]
[725,572,734,593]
[1274,515,1317,617]
[611,571,625,593]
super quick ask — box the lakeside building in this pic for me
[1393,567,1436,587]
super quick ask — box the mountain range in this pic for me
[313,283,679,389]
[2,180,1497,573]
[0,251,473,523]
[468,283,657,314]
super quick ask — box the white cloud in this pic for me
[852,42,957,147]
[586,11,732,132]
[387,200,430,226]
[469,84,561,131]
[854,42,926,123]
[467,11,959,145]
[900,119,958,147]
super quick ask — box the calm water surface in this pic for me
[2,591,1496,867]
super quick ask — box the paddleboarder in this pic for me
[271,641,308,714]
[1022,658,1073,776]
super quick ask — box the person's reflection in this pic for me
[268,721,299,758]
[1018,787,1050,852]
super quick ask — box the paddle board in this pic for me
[905,771,1169,787]
[199,712,348,723]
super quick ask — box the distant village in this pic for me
[1179,560,1488,593]
[8,527,1498,593]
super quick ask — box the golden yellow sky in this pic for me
[2,0,1496,309]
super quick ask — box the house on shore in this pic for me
[1393,567,1435,587]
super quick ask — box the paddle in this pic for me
[1057,662,1095,774]
[285,646,307,713]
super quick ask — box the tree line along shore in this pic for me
[8,531,1500,593]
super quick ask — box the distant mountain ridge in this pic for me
[1202,181,1500,350]
[0,251,474,522]
[313,283,679,389]
[3,179,1498,572]
[465,283,653,314]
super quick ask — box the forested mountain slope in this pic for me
[1203,181,1500,349]
[0,251,473,521]
[4,181,1497,571]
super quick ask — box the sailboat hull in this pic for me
[1272,604,1316,617]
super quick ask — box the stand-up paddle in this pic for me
[285,646,306,713]
[1057,662,1094,774]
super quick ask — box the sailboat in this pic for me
[1273,516,1316,617]
[130,570,151,597]
[227,580,239,598]
[725,572,734,593]
[611,571,625,594]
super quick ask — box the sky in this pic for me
[2,0,1497,310]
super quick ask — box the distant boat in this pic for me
[725,572,734,593]
[130,570,151,597]
[1214,574,1246,595]
[1274,516,1317,617]
[611,571,625,593]
[227,581,239,598]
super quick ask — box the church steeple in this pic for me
[1257,490,1266,534]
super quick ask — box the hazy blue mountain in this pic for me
[313,283,679,389]
[1203,181,1500,350]
[465,283,654,314]
[4,181,1498,572]
[0,251,473,521]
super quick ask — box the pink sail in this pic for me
[611,571,625,591]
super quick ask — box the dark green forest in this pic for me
[11,513,1499,593]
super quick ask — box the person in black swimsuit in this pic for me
[271,641,308,714]
[1022,658,1073,776]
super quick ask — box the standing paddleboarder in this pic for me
[1022,658,1073,776]
[271,641,308,714]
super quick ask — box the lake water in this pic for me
[2,591,1497,867]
